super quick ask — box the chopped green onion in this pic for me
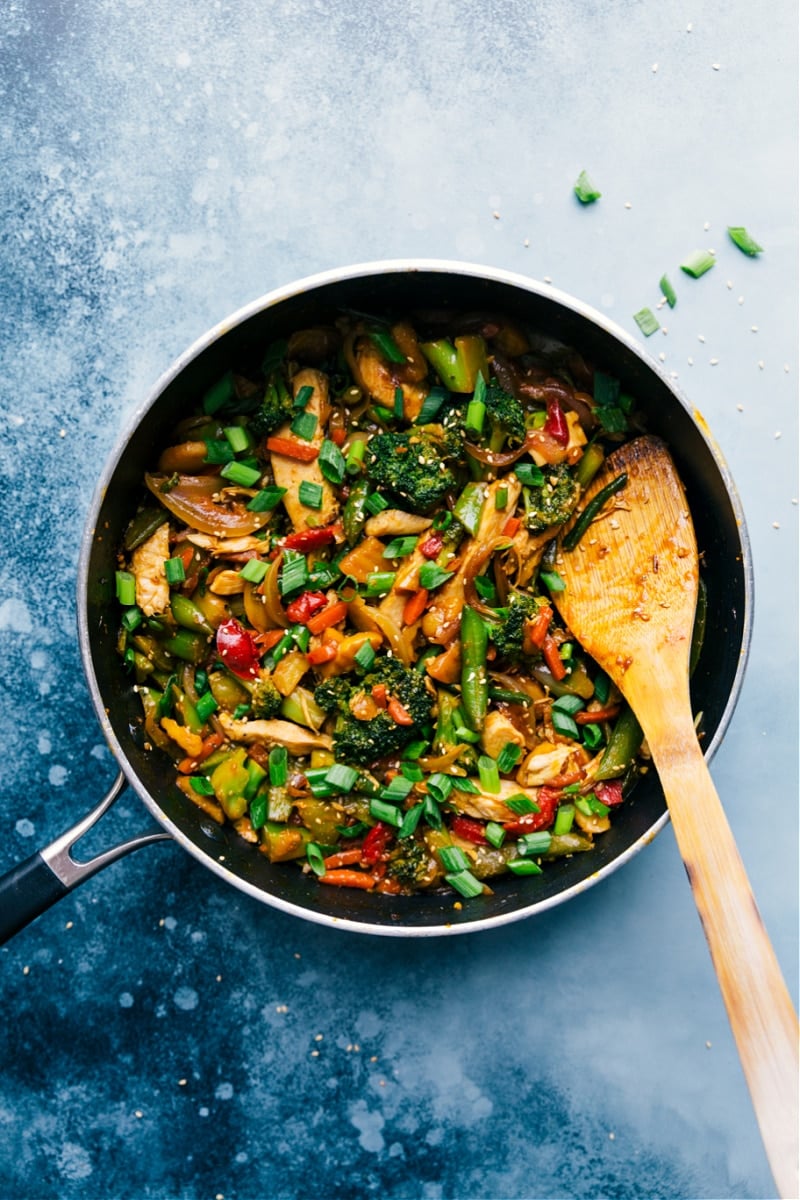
[659,274,677,308]
[414,386,448,425]
[279,552,309,596]
[508,859,543,876]
[402,739,429,761]
[345,440,366,475]
[485,822,506,849]
[290,410,318,440]
[575,793,610,817]
[517,831,552,856]
[393,386,405,421]
[514,463,545,487]
[474,576,496,601]
[247,485,287,512]
[453,724,481,744]
[116,571,137,607]
[325,763,359,793]
[338,820,370,839]
[727,226,763,257]
[293,383,314,410]
[223,424,252,454]
[593,372,620,407]
[372,405,395,423]
[439,846,471,874]
[597,406,628,434]
[552,694,584,715]
[190,775,215,797]
[249,793,268,831]
[449,776,480,794]
[477,755,500,794]
[494,487,508,510]
[364,570,397,596]
[432,509,453,532]
[445,869,484,898]
[551,709,579,739]
[364,492,389,516]
[304,767,336,798]
[319,440,346,486]
[381,775,414,802]
[400,762,424,783]
[398,803,424,839]
[574,169,601,204]
[195,691,218,723]
[594,672,611,703]
[267,630,294,666]
[233,704,252,721]
[680,249,716,279]
[298,481,323,509]
[465,398,486,436]
[382,536,419,558]
[354,640,376,671]
[164,556,186,586]
[496,742,522,774]
[291,624,310,653]
[306,842,327,877]
[370,329,406,364]
[539,569,566,593]
[203,437,235,464]
[121,606,143,632]
[369,797,403,827]
[239,558,269,584]
[418,563,454,590]
[423,793,443,829]
[505,794,540,816]
[583,722,604,750]
[426,773,454,803]
[268,745,288,787]
[559,642,573,662]
[553,804,575,835]
[202,371,236,415]
[633,307,660,336]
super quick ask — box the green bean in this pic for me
[123,507,169,551]
[342,477,370,545]
[171,593,213,636]
[460,606,489,731]
[161,629,209,664]
[562,472,628,551]
[594,705,643,782]
[574,442,605,489]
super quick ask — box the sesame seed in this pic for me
[310,1050,319,1057]
[492,210,500,219]
[774,432,782,439]
[658,352,666,362]
[738,296,744,305]
[736,404,744,411]
[314,1033,324,1041]
[523,238,530,247]
[726,280,733,289]
[710,358,719,365]
[135,1110,143,1119]
[23,965,30,975]
[758,360,765,369]
[772,522,780,529]
[178,1078,187,1086]
[651,62,658,72]
[543,275,552,284]
[698,334,705,342]
[687,22,693,31]
[65,921,73,930]
[609,1131,616,1140]
[688,357,694,366]
[712,62,720,70]
[624,201,632,209]
[661,326,668,335]
[703,222,710,231]
[751,326,758,332]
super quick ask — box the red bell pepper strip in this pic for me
[361,821,394,865]
[503,786,560,834]
[402,588,429,625]
[285,590,328,624]
[418,533,443,559]
[575,704,621,725]
[387,697,413,725]
[451,815,488,845]
[216,617,261,679]
[594,779,625,807]
[544,398,569,446]
[527,605,552,649]
[283,524,339,552]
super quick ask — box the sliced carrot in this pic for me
[177,731,224,774]
[319,869,377,890]
[371,683,388,708]
[527,605,553,650]
[265,435,320,463]
[330,427,347,446]
[387,697,413,725]
[307,642,338,666]
[575,704,621,724]
[402,587,429,625]
[502,515,521,538]
[253,628,288,651]
[322,849,363,869]
[307,599,349,635]
[542,633,567,681]
[179,544,196,573]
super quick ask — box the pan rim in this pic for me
[77,258,754,937]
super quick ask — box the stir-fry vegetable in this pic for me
[114,309,690,900]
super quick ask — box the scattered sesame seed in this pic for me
[23,965,30,975]
[726,280,733,289]
[65,921,73,930]
[652,62,658,72]
[772,522,780,529]
[784,364,790,373]
[656,298,666,309]
[492,211,500,219]
[688,357,694,366]
[706,1041,712,1049]
[315,1033,324,1042]
[738,296,744,305]
[736,404,744,412]
[370,1055,378,1063]
[792,499,798,505]
[59,428,66,438]
[135,1110,143,1119]
[661,326,668,335]
[774,432,782,439]
[698,334,705,342]
[216,975,222,982]
[658,352,666,362]
[523,238,530,248]
[758,361,765,369]
[669,370,679,380]
[712,62,720,70]
[703,222,710,231]
[275,1004,288,1013]
[687,22,693,31]
[624,201,632,209]
[379,1079,387,1087]
[543,275,552,284]
[751,325,758,332]
[710,358,719,365]
[311,1049,320,1057]
[609,1131,616,1140]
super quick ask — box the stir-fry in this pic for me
[115,311,654,900]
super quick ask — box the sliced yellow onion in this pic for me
[145,472,270,537]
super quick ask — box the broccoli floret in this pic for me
[248,375,294,440]
[488,591,540,664]
[315,658,434,766]
[243,671,283,719]
[523,462,581,533]
[365,431,456,514]
[387,838,429,887]
[442,380,526,452]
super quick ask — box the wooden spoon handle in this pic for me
[649,721,799,1198]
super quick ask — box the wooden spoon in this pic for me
[552,434,798,1199]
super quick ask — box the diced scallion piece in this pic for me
[439,846,471,874]
[426,773,453,803]
[659,274,677,308]
[290,410,318,440]
[496,742,522,774]
[279,551,308,596]
[164,557,186,586]
[514,463,545,487]
[449,776,480,795]
[382,535,419,558]
[364,571,396,596]
[195,691,218,723]
[508,859,543,876]
[553,804,575,835]
[418,563,454,590]
[552,694,584,715]
[318,440,346,485]
[364,492,389,516]
[345,440,366,475]
[298,481,323,509]
[517,830,552,856]
[369,329,406,364]
[540,569,566,594]
[727,226,763,256]
[465,398,486,436]
[680,249,716,279]
[247,485,286,512]
[382,775,414,802]
[325,763,359,793]
[414,386,447,425]
[269,745,288,787]
[633,307,660,336]
[202,370,235,415]
[121,606,143,632]
[354,640,376,671]
[293,384,314,410]
[551,709,580,739]
[398,803,424,839]
[485,821,506,849]
[393,387,404,420]
[220,460,261,488]
[445,869,484,898]
[224,424,252,454]
[494,487,508,510]
[478,756,501,794]
[115,570,137,607]
[369,797,403,827]
[190,776,215,797]
[306,842,327,877]
[505,794,539,816]
[574,170,601,204]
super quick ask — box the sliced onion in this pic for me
[145,473,270,537]
[259,554,289,628]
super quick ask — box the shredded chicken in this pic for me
[364,509,433,537]
[131,523,170,616]
[217,712,333,755]
[270,369,339,530]
[480,711,526,760]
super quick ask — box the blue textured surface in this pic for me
[0,2,797,1197]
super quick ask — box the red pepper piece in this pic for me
[594,779,624,807]
[285,590,328,624]
[418,533,444,559]
[504,786,560,834]
[216,617,261,679]
[361,821,394,864]
[451,815,488,845]
[544,398,569,446]
[283,524,339,552]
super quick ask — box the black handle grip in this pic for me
[0,852,69,945]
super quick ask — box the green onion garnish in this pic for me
[432,509,453,532]
[517,830,552,856]
[382,775,414,802]
[574,170,601,204]
[593,372,620,407]
[364,570,397,596]
[298,481,323,509]
[116,571,137,607]
[382,536,419,558]
[633,307,660,336]
[552,694,584,715]
[190,775,215,796]
[269,745,288,787]
[659,274,677,308]
[582,723,604,750]
[414,386,447,425]
[514,463,545,487]
[494,487,508,510]
[195,691,218,723]
[553,805,575,835]
[504,794,540,816]
[247,485,287,512]
[393,386,405,421]
[293,383,314,410]
[203,438,235,464]
[164,557,186,586]
[508,859,543,876]
[325,763,359,793]
[426,773,454,803]
[364,492,389,516]
[445,869,484,898]
[496,742,522,774]
[474,576,496,601]
[279,551,308,596]
[239,558,268,584]
[449,776,480,795]
[727,226,763,257]
[402,739,429,761]
[354,640,376,671]
[249,794,267,831]
[551,709,579,739]
[539,569,566,593]
[232,702,251,720]
[338,821,370,839]
[306,842,327,877]
[121,606,143,632]
[318,439,346,485]
[465,398,486,436]
[369,797,403,827]
[418,563,454,591]
[680,249,716,279]
[423,793,443,829]
[453,724,481,744]
[398,803,424,839]
[290,411,318,440]
[400,762,424,783]
[594,672,611,703]
[202,371,236,415]
[370,329,406,364]
[223,424,252,454]
[345,440,366,475]
[485,822,506,849]
[478,756,500,794]
[439,846,471,874]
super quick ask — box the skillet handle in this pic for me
[0,772,171,946]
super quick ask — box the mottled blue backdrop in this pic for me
[0,1,797,1197]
